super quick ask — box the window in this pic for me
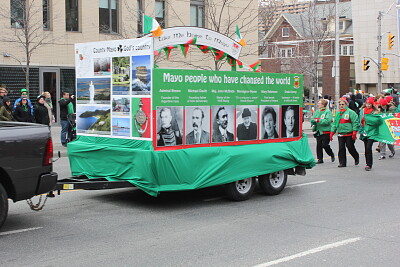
[340,45,354,56]
[99,0,119,33]
[349,45,354,55]
[155,0,165,28]
[342,45,347,56]
[279,48,295,58]
[10,0,25,28]
[190,0,204,27]
[66,0,79,31]
[282,27,289,37]
[137,0,143,35]
[339,21,344,30]
[43,0,50,30]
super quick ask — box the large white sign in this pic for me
[153,27,242,59]
[74,38,153,140]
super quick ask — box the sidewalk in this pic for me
[50,125,67,156]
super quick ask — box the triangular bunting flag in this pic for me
[249,61,261,72]
[180,44,190,57]
[198,45,212,53]
[163,45,177,60]
[228,57,237,71]
[154,49,161,56]
[186,37,197,45]
[143,15,163,37]
[235,25,246,47]
[236,59,243,69]
[213,49,227,61]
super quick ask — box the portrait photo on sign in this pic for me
[112,56,131,95]
[185,106,210,145]
[211,105,235,143]
[112,117,131,137]
[281,105,299,138]
[260,105,280,140]
[236,105,258,141]
[131,55,151,95]
[112,96,130,117]
[76,105,110,135]
[77,78,111,104]
[131,97,151,138]
[156,106,184,147]
[94,57,111,76]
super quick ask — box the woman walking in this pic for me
[377,98,396,159]
[311,99,335,164]
[330,98,360,168]
[0,97,13,121]
[358,97,380,171]
[34,95,50,125]
[42,91,55,125]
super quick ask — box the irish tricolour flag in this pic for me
[144,15,163,37]
[235,25,246,47]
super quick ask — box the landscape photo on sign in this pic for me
[131,55,151,95]
[94,57,111,76]
[112,96,131,117]
[77,77,111,104]
[76,105,111,135]
[112,117,131,137]
[112,56,131,95]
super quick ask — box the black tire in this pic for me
[225,177,255,201]
[258,170,287,196]
[0,183,9,230]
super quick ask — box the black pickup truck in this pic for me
[0,121,58,229]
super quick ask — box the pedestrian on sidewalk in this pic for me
[42,91,55,125]
[0,88,8,107]
[311,99,335,164]
[358,97,380,171]
[14,89,33,115]
[34,95,50,126]
[13,97,34,122]
[0,97,13,121]
[377,98,396,160]
[330,98,360,168]
[59,92,75,146]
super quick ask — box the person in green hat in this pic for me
[14,88,33,115]
[59,91,75,146]
[311,99,335,164]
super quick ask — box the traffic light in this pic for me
[381,57,389,71]
[363,59,370,71]
[388,33,395,50]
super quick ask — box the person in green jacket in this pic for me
[311,99,335,164]
[330,98,360,168]
[358,97,380,171]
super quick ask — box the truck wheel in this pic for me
[258,170,287,196]
[0,183,8,229]
[225,177,255,201]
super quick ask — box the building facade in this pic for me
[352,0,399,94]
[260,1,354,98]
[0,0,258,123]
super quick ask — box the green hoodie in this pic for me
[331,107,359,135]
[311,108,333,135]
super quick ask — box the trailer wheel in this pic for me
[258,170,287,196]
[225,177,255,201]
[0,183,8,229]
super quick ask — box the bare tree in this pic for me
[258,0,280,56]
[0,0,55,91]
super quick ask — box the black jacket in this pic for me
[13,104,34,122]
[59,98,73,120]
[34,103,50,125]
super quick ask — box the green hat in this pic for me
[20,88,27,93]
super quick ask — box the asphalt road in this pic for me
[1,136,399,267]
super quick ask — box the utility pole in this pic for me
[377,11,383,92]
[334,0,340,105]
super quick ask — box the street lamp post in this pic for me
[334,0,340,106]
